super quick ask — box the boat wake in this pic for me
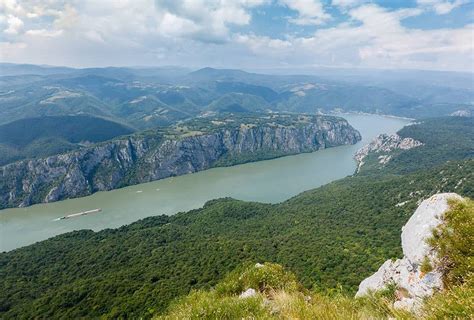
[53,208,102,221]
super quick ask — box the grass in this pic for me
[156,263,414,320]
[156,198,473,319]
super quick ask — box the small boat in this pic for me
[55,208,102,220]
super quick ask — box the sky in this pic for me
[0,0,473,72]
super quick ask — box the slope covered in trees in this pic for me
[0,115,134,165]
[0,117,472,319]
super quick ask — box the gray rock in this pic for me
[402,193,463,265]
[356,193,464,312]
[354,133,423,172]
[239,288,257,298]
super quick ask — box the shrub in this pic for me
[420,256,433,273]
[427,198,474,287]
[215,262,300,296]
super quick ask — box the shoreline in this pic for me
[327,110,415,121]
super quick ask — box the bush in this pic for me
[428,198,474,287]
[156,290,269,320]
[215,262,300,296]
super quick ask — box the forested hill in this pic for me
[0,117,473,319]
[357,116,474,175]
[2,64,473,129]
[0,115,134,165]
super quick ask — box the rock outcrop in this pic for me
[450,109,472,117]
[0,116,361,209]
[354,133,423,172]
[356,193,464,311]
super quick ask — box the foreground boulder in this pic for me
[356,193,464,311]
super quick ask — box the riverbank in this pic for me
[0,114,411,251]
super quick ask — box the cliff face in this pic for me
[0,116,361,208]
[356,193,464,312]
[354,133,423,172]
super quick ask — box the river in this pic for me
[0,114,411,251]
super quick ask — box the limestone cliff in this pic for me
[0,115,361,209]
[356,193,464,311]
[354,133,423,172]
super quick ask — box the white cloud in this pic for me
[25,28,63,37]
[417,0,468,15]
[0,1,472,72]
[154,0,267,41]
[237,4,473,71]
[280,0,331,25]
[331,0,365,8]
[236,34,292,52]
[3,14,23,34]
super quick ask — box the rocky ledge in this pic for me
[0,115,361,209]
[356,193,464,312]
[354,133,423,172]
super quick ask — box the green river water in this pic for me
[0,114,410,251]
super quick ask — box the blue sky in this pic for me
[1,0,473,72]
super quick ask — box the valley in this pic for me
[1,1,473,318]
[1,116,472,319]
[0,113,361,209]
[0,114,408,251]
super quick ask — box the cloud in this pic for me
[236,4,473,71]
[154,0,267,42]
[417,0,468,15]
[331,0,365,9]
[25,28,63,37]
[280,0,331,25]
[4,14,23,34]
[0,1,472,72]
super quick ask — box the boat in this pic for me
[55,208,102,220]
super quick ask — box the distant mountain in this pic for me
[0,63,77,76]
[206,93,270,113]
[1,64,472,129]
[0,115,133,165]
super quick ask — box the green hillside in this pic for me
[206,93,270,113]
[0,115,133,165]
[0,117,472,319]
[358,116,474,175]
[2,66,472,130]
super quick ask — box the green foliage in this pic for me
[0,116,473,318]
[428,197,474,287]
[156,291,269,320]
[422,276,474,319]
[215,263,300,296]
[376,282,398,302]
[420,256,434,274]
[359,117,474,175]
[158,263,414,320]
[0,115,133,165]
[0,159,472,318]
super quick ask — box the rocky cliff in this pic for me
[354,133,423,172]
[356,193,464,312]
[0,115,361,208]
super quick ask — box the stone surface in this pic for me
[356,193,464,312]
[354,133,423,172]
[239,288,257,299]
[402,193,463,264]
